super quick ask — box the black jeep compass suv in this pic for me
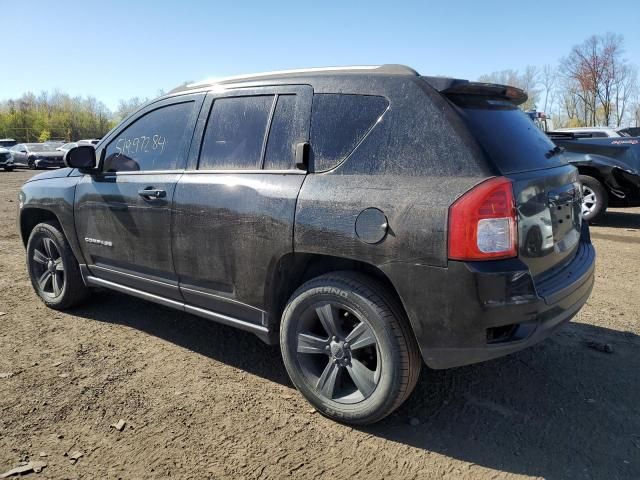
[18,65,595,424]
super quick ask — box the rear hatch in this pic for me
[428,79,583,280]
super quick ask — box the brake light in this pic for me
[448,177,517,261]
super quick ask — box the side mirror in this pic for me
[64,145,96,170]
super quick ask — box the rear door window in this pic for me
[264,94,302,170]
[310,94,388,172]
[199,96,274,170]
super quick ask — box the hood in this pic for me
[25,167,75,183]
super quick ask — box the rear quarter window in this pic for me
[310,94,388,172]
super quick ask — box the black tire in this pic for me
[280,271,421,425]
[28,158,36,169]
[580,175,608,223]
[26,221,89,310]
[3,167,13,172]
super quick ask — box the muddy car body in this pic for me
[18,65,595,424]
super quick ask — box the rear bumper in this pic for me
[381,226,595,369]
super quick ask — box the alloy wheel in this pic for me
[31,236,65,298]
[582,185,597,217]
[295,302,381,404]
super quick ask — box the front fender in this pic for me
[18,176,85,263]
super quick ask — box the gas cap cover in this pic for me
[355,208,388,244]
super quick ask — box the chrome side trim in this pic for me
[85,275,183,310]
[181,169,306,175]
[180,285,265,315]
[90,264,178,287]
[184,304,269,337]
[83,275,270,341]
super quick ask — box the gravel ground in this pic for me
[1,169,639,479]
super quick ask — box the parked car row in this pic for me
[0,138,99,171]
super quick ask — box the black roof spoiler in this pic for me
[422,76,528,105]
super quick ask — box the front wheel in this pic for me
[580,175,608,223]
[280,272,421,425]
[27,158,36,169]
[26,221,89,309]
[3,166,13,172]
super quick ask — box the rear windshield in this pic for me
[454,99,565,174]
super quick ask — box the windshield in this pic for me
[26,144,50,152]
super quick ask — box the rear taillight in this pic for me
[448,177,517,261]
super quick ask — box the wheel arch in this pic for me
[266,253,413,340]
[576,166,608,185]
[20,207,60,247]
[19,206,86,264]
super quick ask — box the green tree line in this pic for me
[0,91,149,143]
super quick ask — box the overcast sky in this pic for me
[2,0,639,111]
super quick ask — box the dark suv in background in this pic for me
[18,65,595,424]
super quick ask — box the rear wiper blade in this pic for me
[545,145,565,159]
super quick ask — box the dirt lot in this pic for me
[1,169,639,479]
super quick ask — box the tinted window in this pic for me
[103,101,194,173]
[199,96,274,170]
[586,132,608,138]
[264,94,300,170]
[456,101,564,174]
[310,94,388,172]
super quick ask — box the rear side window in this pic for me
[455,100,564,174]
[310,94,388,172]
[103,102,194,172]
[199,96,274,170]
[264,95,300,170]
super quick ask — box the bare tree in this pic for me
[541,64,557,113]
[559,33,634,127]
[613,64,638,126]
[478,66,540,111]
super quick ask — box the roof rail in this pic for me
[183,64,419,89]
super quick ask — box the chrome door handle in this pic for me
[138,188,166,199]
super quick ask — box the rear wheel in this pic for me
[28,158,36,169]
[280,272,421,425]
[3,166,13,172]
[580,175,608,223]
[26,221,89,309]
